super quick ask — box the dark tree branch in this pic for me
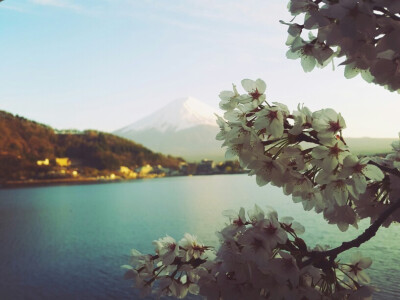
[297,133,321,145]
[373,6,400,21]
[260,133,321,147]
[302,198,400,268]
[261,138,284,146]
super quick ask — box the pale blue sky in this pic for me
[0,0,399,137]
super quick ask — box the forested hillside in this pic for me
[0,110,184,180]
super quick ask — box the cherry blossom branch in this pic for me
[303,198,400,268]
[285,1,400,92]
[260,133,321,146]
[310,0,400,21]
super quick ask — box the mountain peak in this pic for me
[115,97,218,134]
[171,96,198,105]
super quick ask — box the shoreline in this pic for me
[0,172,246,189]
[0,177,122,189]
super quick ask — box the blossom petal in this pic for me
[312,146,328,159]
[301,55,316,72]
[275,229,288,244]
[357,270,371,284]
[363,164,384,181]
[269,119,284,138]
[322,156,338,172]
[333,186,348,206]
[256,172,269,186]
[255,79,267,94]
[241,79,256,93]
[343,154,358,167]
[359,257,372,270]
[353,174,367,194]
[225,148,238,160]
[219,90,235,101]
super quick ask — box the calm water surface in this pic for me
[0,175,399,299]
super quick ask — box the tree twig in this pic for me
[302,198,400,268]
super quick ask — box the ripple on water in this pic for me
[0,175,399,299]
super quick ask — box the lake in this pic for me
[0,174,399,299]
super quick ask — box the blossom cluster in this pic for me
[124,206,374,299]
[123,79,399,299]
[216,78,400,231]
[283,0,400,92]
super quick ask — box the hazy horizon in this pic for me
[1,101,398,139]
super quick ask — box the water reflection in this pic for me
[0,175,398,299]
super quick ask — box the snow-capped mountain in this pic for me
[113,97,225,161]
[116,97,217,133]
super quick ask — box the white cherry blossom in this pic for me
[238,228,272,269]
[254,106,285,138]
[293,188,325,212]
[179,233,206,261]
[267,251,300,286]
[323,178,353,206]
[312,140,349,172]
[342,252,372,285]
[218,84,240,111]
[342,155,385,194]
[247,204,265,225]
[283,172,313,197]
[153,235,179,265]
[221,207,247,237]
[256,216,288,250]
[280,216,305,235]
[239,78,267,110]
[280,145,306,170]
[248,155,286,187]
[289,104,313,135]
[312,108,346,143]
[215,114,231,141]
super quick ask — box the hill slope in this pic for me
[0,111,57,159]
[0,110,184,180]
[345,137,394,155]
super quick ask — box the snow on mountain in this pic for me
[116,97,218,134]
[113,97,225,161]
